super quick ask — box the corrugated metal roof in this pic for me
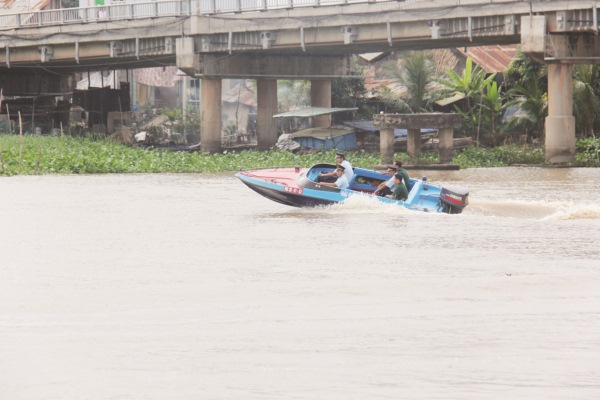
[222,83,256,107]
[435,92,466,106]
[273,107,357,118]
[359,52,387,62]
[291,127,354,140]
[341,121,437,138]
[455,45,518,73]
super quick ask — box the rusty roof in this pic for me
[455,45,518,73]
[222,83,256,107]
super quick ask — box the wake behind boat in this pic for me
[236,164,469,214]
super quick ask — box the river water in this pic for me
[1,168,599,400]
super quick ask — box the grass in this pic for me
[0,134,598,176]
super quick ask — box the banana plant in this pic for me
[435,58,496,137]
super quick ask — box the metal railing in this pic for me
[0,0,424,30]
[0,0,196,29]
[198,0,420,14]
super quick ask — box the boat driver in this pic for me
[318,164,349,190]
[318,151,353,183]
[374,165,398,197]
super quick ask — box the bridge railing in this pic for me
[198,0,420,14]
[0,0,197,29]
[0,0,425,30]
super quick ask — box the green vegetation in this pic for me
[1,134,597,176]
[384,51,435,113]
[435,58,497,139]
[383,51,600,148]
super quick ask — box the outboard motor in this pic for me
[439,185,469,214]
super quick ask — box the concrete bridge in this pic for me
[1,0,599,162]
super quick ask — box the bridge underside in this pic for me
[0,69,72,96]
[2,1,600,160]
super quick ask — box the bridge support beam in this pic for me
[191,54,351,79]
[200,78,222,153]
[256,78,278,150]
[545,64,575,164]
[311,79,332,127]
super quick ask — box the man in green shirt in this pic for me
[394,160,411,192]
[386,173,408,201]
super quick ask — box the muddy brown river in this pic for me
[1,168,599,399]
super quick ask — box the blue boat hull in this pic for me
[239,179,336,207]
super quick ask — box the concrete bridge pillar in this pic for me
[310,79,332,127]
[439,127,454,164]
[545,64,576,163]
[407,129,421,157]
[380,128,395,164]
[256,78,278,150]
[200,78,222,153]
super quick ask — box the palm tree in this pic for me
[503,77,548,142]
[573,64,600,138]
[383,51,435,113]
[502,52,548,143]
[376,87,412,114]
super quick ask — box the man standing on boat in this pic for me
[318,164,349,190]
[318,152,353,183]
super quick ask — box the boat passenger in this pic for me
[318,164,349,190]
[318,151,353,183]
[374,165,398,197]
[386,173,408,201]
[394,160,411,192]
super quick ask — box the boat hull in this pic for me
[239,179,335,207]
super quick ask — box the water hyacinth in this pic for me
[0,135,383,175]
[0,134,598,176]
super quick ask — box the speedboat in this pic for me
[236,163,469,214]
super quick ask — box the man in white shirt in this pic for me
[318,152,353,182]
[374,165,398,197]
[318,164,349,190]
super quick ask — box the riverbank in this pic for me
[0,134,598,175]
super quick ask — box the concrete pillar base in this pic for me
[407,129,421,157]
[439,127,454,164]
[200,78,222,153]
[545,116,576,163]
[380,128,395,164]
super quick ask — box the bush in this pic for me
[576,137,600,166]
[454,145,544,168]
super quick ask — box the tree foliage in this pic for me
[435,58,496,138]
[383,51,435,113]
[331,76,372,120]
[573,64,600,138]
